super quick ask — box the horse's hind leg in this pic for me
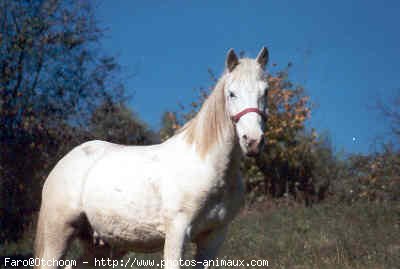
[34,207,78,269]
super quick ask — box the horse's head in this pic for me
[224,47,269,157]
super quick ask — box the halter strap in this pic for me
[231,108,266,123]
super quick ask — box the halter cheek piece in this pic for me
[231,108,267,123]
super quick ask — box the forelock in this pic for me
[228,58,265,83]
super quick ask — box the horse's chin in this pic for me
[241,146,261,158]
[245,151,260,158]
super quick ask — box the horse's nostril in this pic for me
[242,134,248,141]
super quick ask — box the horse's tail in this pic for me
[34,206,45,268]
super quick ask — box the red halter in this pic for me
[231,108,266,123]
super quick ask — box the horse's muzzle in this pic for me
[245,135,265,157]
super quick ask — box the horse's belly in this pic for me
[82,167,165,252]
[88,212,165,252]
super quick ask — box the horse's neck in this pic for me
[174,75,242,179]
[208,127,241,177]
[193,109,241,181]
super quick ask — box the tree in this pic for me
[0,0,126,241]
[334,145,400,203]
[159,111,180,142]
[244,66,316,203]
[377,88,400,145]
[89,101,158,145]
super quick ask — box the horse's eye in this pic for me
[229,91,236,98]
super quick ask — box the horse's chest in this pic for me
[190,176,244,237]
[199,200,231,228]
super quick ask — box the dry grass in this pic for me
[220,201,399,269]
[1,201,399,269]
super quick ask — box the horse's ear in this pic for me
[256,47,269,69]
[226,49,239,72]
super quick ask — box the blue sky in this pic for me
[96,0,400,154]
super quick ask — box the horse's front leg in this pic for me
[194,227,227,269]
[163,213,191,269]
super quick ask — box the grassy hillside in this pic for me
[1,201,399,269]
[221,201,399,268]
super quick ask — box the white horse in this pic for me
[34,47,269,269]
